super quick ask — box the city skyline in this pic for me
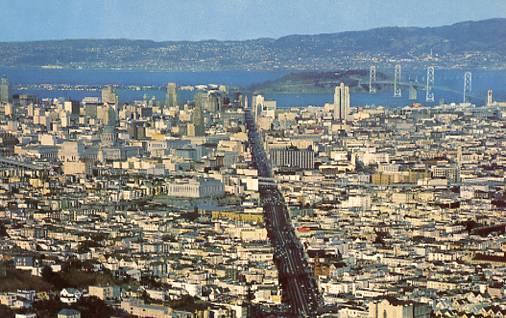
[0,2,504,317]
[1,0,506,42]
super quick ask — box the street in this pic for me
[246,111,321,317]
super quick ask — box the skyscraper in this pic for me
[102,103,117,126]
[0,77,9,103]
[192,94,205,136]
[207,92,223,112]
[101,85,118,105]
[252,94,265,123]
[243,95,248,110]
[334,82,350,122]
[487,89,493,106]
[194,92,208,112]
[166,83,177,107]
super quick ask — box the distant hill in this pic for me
[249,69,388,94]
[0,18,505,71]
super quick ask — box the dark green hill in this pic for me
[249,70,388,94]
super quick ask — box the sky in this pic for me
[1,0,506,42]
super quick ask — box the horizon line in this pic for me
[0,17,504,44]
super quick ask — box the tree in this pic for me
[0,304,14,318]
[72,296,119,318]
[32,299,63,318]
[41,265,64,289]
[0,222,7,237]
[62,258,83,272]
[41,265,54,281]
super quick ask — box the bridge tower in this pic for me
[425,66,435,103]
[463,72,472,103]
[393,64,402,97]
[369,65,376,94]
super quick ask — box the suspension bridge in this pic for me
[357,65,478,103]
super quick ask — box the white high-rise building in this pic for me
[334,82,350,122]
[166,82,177,107]
[487,89,494,106]
[262,100,277,119]
[101,85,118,105]
[252,94,265,122]
[243,95,248,110]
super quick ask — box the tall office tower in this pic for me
[4,103,14,117]
[243,95,248,110]
[64,100,80,116]
[252,94,265,122]
[192,96,205,136]
[262,100,277,119]
[102,103,117,126]
[194,92,208,112]
[487,89,493,106]
[0,77,9,103]
[334,82,350,122]
[166,82,177,107]
[101,85,118,105]
[207,92,223,112]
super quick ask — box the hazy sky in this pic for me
[1,0,505,41]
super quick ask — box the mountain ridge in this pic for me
[1,18,503,44]
[0,18,505,71]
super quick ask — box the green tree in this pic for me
[41,265,64,289]
[0,304,14,318]
[0,222,7,237]
[72,296,119,318]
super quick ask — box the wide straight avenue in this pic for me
[246,110,321,317]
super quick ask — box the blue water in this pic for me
[1,67,505,107]
[0,68,286,87]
